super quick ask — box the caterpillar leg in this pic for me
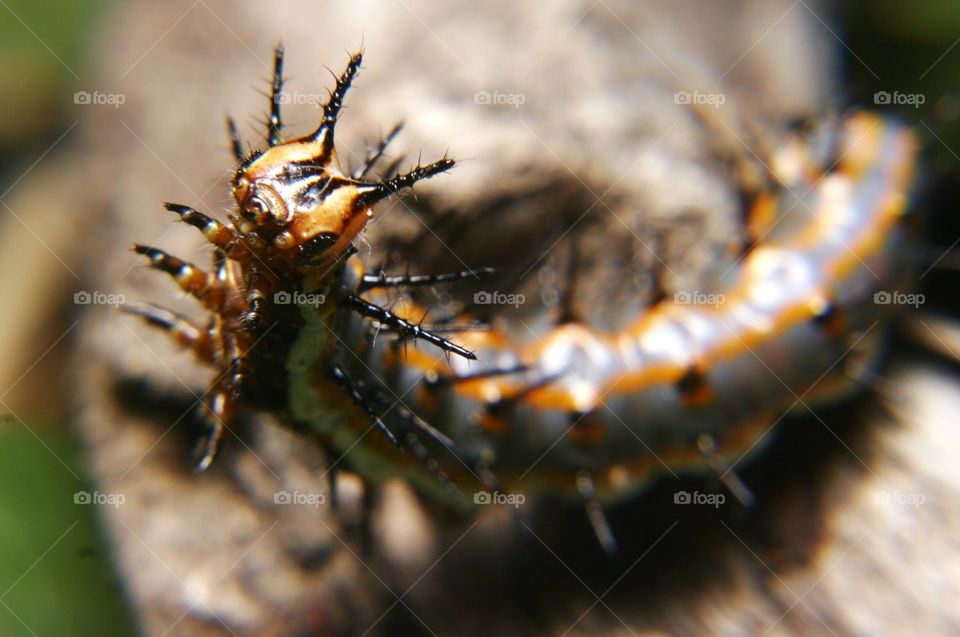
[195,375,236,471]
[163,202,238,252]
[204,249,247,318]
[222,320,250,393]
[121,303,213,360]
[134,245,255,324]
[192,315,249,471]
[123,303,246,471]
[133,245,210,300]
[241,265,273,332]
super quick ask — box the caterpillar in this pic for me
[128,46,918,550]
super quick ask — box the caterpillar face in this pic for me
[233,136,378,264]
[224,50,453,268]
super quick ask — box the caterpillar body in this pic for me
[129,47,918,528]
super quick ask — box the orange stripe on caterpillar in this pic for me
[338,111,917,502]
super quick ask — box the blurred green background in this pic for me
[0,0,956,634]
[1,1,136,634]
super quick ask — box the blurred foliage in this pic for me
[0,424,135,636]
[1,3,128,634]
[838,0,960,314]
[840,0,960,166]
[0,0,111,152]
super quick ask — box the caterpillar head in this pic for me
[229,49,452,267]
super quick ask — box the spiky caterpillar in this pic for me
[129,46,919,551]
[128,46,477,476]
